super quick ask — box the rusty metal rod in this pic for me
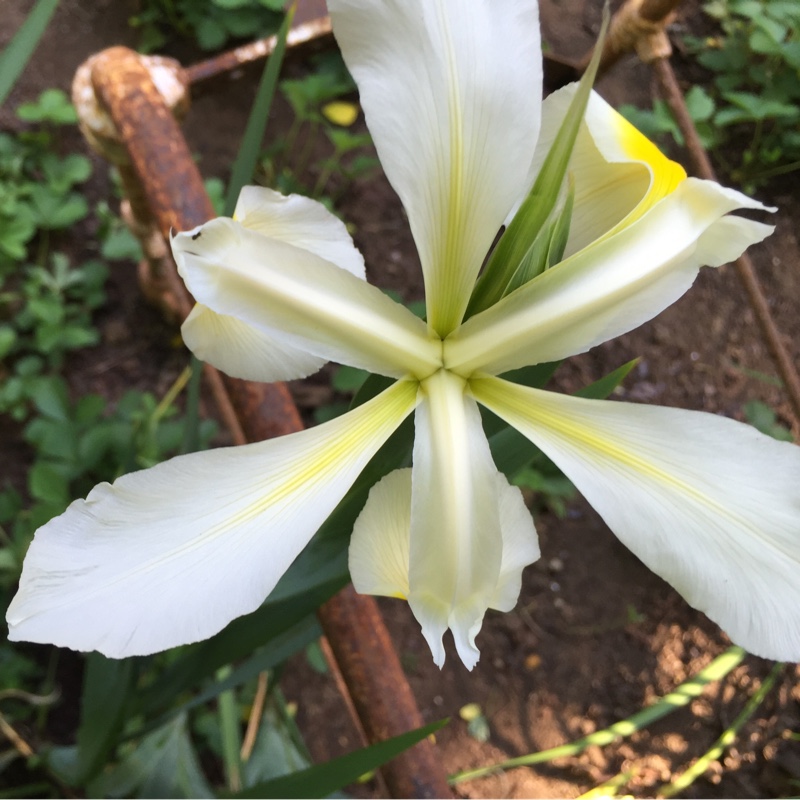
[651,57,800,429]
[88,45,450,798]
[319,586,451,799]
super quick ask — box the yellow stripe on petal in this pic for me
[471,376,800,663]
[7,380,418,658]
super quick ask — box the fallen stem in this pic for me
[450,646,746,784]
[656,662,783,798]
[240,671,269,763]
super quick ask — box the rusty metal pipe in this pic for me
[319,586,451,799]
[87,45,450,797]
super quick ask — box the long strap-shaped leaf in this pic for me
[0,0,59,107]
[226,719,448,799]
[466,4,610,318]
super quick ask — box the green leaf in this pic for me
[194,18,228,51]
[100,225,143,261]
[136,572,344,716]
[16,88,77,124]
[29,186,89,228]
[41,152,92,191]
[227,719,448,799]
[0,0,59,107]
[58,325,100,350]
[241,703,312,788]
[574,358,639,399]
[0,209,37,260]
[331,365,369,393]
[225,5,294,215]
[143,617,321,736]
[74,393,106,424]
[89,714,213,799]
[28,376,69,420]
[466,6,610,317]
[0,326,17,358]
[684,85,716,122]
[75,654,136,784]
[743,399,794,441]
[28,461,69,508]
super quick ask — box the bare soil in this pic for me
[4,0,799,797]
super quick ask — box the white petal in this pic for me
[182,304,326,382]
[471,376,800,661]
[233,186,366,278]
[172,218,440,380]
[328,0,542,335]
[183,187,366,382]
[508,86,687,255]
[348,468,414,600]
[490,476,541,612]
[447,178,774,377]
[6,380,418,657]
[349,468,539,613]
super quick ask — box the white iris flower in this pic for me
[8,0,800,669]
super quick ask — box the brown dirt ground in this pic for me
[3,0,799,797]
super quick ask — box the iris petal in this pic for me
[7,380,418,657]
[173,218,440,380]
[329,0,542,335]
[471,376,800,662]
[447,178,773,377]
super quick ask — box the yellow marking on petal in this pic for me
[212,380,417,533]
[469,376,757,536]
[322,101,359,127]
[109,379,419,584]
[607,112,686,229]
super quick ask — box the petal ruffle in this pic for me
[329,0,542,335]
[447,178,773,377]
[349,467,539,612]
[6,380,418,657]
[471,376,800,661]
[172,218,441,380]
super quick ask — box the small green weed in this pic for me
[129,0,285,53]
[743,399,794,440]
[0,90,90,266]
[0,372,218,592]
[621,0,800,189]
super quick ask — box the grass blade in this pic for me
[450,646,746,784]
[224,2,296,215]
[226,719,448,799]
[0,0,59,107]
[657,662,782,798]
